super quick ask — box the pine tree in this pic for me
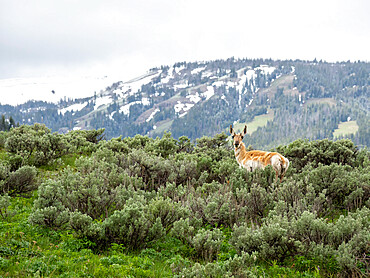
[9,116,15,130]
[0,115,6,131]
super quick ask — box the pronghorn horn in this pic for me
[242,125,247,136]
[230,125,234,135]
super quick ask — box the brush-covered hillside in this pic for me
[0,125,369,277]
[0,58,369,149]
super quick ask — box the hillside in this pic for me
[0,58,369,149]
[0,126,369,277]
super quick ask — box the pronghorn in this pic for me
[230,125,289,182]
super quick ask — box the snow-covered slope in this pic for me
[0,59,284,138]
[0,75,117,106]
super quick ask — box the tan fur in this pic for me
[230,125,289,181]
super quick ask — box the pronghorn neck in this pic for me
[234,142,247,158]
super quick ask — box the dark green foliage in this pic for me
[0,115,18,132]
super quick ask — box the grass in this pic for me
[333,120,359,138]
[305,98,336,107]
[258,74,298,99]
[151,119,173,137]
[233,109,274,135]
[0,196,174,277]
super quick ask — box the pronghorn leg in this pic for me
[275,171,279,182]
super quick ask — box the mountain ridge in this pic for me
[0,58,369,149]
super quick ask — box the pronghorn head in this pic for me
[230,125,247,149]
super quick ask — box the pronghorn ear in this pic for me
[242,125,247,136]
[230,125,235,135]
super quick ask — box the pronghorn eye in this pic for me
[232,135,235,139]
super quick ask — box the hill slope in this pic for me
[0,58,369,149]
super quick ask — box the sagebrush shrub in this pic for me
[0,131,8,148]
[22,130,369,276]
[5,124,70,166]
[102,196,165,250]
[0,194,10,219]
[1,165,37,196]
[276,138,358,172]
[175,252,258,278]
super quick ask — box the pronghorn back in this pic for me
[230,125,289,181]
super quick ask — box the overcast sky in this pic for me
[1,0,369,80]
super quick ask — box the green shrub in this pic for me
[0,194,10,219]
[0,131,8,149]
[122,148,175,190]
[230,207,369,275]
[175,262,225,278]
[21,131,369,276]
[5,124,70,166]
[0,161,9,181]
[295,163,370,215]
[1,165,37,196]
[102,197,165,250]
[171,218,224,262]
[193,229,224,262]
[98,136,130,154]
[67,128,105,144]
[175,252,258,278]
[186,181,239,227]
[30,151,187,249]
[276,138,359,172]
[152,131,179,158]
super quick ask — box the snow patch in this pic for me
[221,94,229,105]
[212,80,225,87]
[175,65,185,74]
[174,101,194,114]
[255,65,276,75]
[174,81,188,91]
[201,71,213,78]
[161,67,174,84]
[191,67,206,75]
[109,111,117,120]
[142,97,150,106]
[186,92,201,103]
[146,108,160,122]
[119,97,151,116]
[115,71,161,97]
[120,101,140,115]
[59,102,88,115]
[94,96,112,110]
[202,86,214,100]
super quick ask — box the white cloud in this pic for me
[0,0,368,83]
